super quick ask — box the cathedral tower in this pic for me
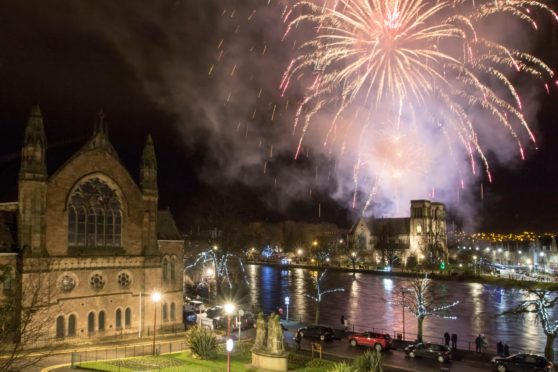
[18,105,47,255]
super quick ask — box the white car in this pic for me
[184,300,205,314]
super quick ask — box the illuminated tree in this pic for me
[306,270,344,323]
[502,285,558,362]
[396,274,459,341]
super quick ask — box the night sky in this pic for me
[0,1,557,233]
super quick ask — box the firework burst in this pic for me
[282,0,556,207]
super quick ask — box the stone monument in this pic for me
[251,312,288,371]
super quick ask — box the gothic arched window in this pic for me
[125,308,131,327]
[115,309,122,329]
[98,311,105,332]
[170,303,176,321]
[87,312,95,334]
[68,314,76,337]
[56,316,65,339]
[67,178,122,249]
[162,257,169,282]
[162,303,168,322]
[170,256,176,282]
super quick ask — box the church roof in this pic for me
[0,211,18,253]
[367,217,410,236]
[157,209,183,241]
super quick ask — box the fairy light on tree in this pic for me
[396,274,459,341]
[306,270,345,324]
[502,285,558,362]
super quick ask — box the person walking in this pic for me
[343,317,348,332]
[451,333,457,350]
[278,307,284,317]
[496,341,504,356]
[475,334,482,353]
[294,330,302,352]
[503,343,510,357]
[481,334,488,353]
[340,315,345,327]
[444,331,450,347]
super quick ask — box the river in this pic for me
[245,264,553,355]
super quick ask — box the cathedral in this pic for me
[350,200,448,266]
[0,106,183,340]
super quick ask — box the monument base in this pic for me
[251,350,288,371]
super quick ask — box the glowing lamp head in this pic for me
[151,292,161,303]
[297,249,303,255]
[351,251,356,257]
[472,255,477,260]
[205,268,214,277]
[224,303,235,315]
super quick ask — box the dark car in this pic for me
[298,325,334,341]
[404,342,451,363]
[349,332,393,351]
[491,353,553,371]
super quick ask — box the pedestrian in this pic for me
[340,315,345,326]
[503,343,510,357]
[475,334,482,353]
[343,317,348,332]
[278,307,284,317]
[496,341,503,356]
[444,331,450,347]
[481,334,488,353]
[294,330,302,352]
[451,333,457,350]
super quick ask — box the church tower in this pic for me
[18,105,47,255]
[140,135,158,255]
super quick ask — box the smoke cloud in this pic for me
[62,0,549,227]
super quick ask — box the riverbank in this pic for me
[248,260,558,290]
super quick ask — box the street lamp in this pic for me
[400,288,408,341]
[151,292,161,355]
[472,255,477,275]
[285,296,290,321]
[226,339,234,372]
[224,303,235,372]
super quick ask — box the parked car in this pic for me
[297,325,334,341]
[348,332,393,351]
[491,353,553,371]
[200,306,255,331]
[404,342,451,363]
[184,300,205,314]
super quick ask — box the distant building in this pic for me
[350,200,448,266]
[0,107,183,341]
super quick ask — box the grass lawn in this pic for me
[78,351,335,371]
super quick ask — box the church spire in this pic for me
[140,134,158,191]
[87,109,113,150]
[19,105,47,180]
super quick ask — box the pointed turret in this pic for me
[141,134,159,255]
[88,109,111,149]
[18,105,48,256]
[19,105,47,180]
[140,134,158,191]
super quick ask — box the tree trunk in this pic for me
[545,333,555,362]
[315,302,321,324]
[352,260,356,275]
[417,316,424,342]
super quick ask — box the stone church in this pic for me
[0,106,183,340]
[350,199,448,266]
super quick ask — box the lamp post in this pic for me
[224,303,235,372]
[285,296,290,322]
[151,292,161,355]
[472,255,477,275]
[226,339,234,372]
[400,288,407,341]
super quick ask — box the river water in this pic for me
[245,264,553,355]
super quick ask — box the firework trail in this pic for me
[282,0,556,210]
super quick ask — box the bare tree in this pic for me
[376,224,405,268]
[306,270,344,324]
[501,285,558,362]
[344,234,366,275]
[0,263,57,371]
[396,274,459,341]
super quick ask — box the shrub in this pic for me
[306,358,334,368]
[186,325,217,360]
[288,352,310,369]
[353,350,383,372]
[328,361,356,372]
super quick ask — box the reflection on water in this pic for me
[247,264,555,354]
